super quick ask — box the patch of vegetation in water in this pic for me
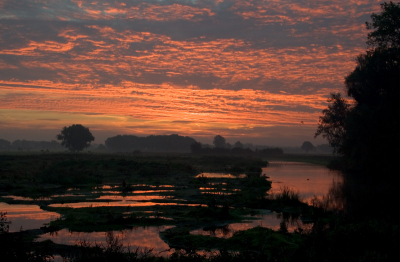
[162,226,301,260]
[43,207,176,232]
[0,154,267,193]
[42,203,254,233]
[1,152,335,261]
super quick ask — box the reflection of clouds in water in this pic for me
[38,226,173,254]
[191,211,311,238]
[93,190,175,194]
[48,202,205,208]
[0,202,60,232]
[2,195,51,201]
[263,161,343,204]
[97,195,171,201]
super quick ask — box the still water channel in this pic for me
[0,202,60,232]
[39,226,174,254]
[264,161,343,204]
[1,161,342,251]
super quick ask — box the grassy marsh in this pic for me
[3,152,394,261]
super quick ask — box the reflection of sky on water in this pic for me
[192,162,340,238]
[132,185,175,188]
[0,202,60,232]
[191,211,311,238]
[263,161,343,204]
[2,160,339,254]
[3,194,83,200]
[38,226,173,254]
[97,195,171,201]
[3,195,47,201]
[132,190,175,193]
[48,202,206,208]
[92,190,175,194]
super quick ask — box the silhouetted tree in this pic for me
[0,139,10,150]
[301,141,315,153]
[56,124,94,152]
[213,135,226,148]
[316,2,400,173]
[0,212,9,234]
[344,2,400,171]
[5,140,62,151]
[315,93,350,153]
[366,1,400,49]
[190,141,202,153]
[11,139,31,151]
[233,141,244,148]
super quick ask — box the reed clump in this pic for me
[271,186,300,204]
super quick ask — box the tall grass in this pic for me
[270,186,300,203]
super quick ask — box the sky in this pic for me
[0,0,383,146]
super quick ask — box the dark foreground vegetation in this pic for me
[0,151,399,262]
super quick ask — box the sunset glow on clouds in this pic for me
[0,0,384,145]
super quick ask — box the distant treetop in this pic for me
[57,124,95,152]
[213,135,226,148]
[301,141,315,153]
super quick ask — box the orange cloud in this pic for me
[0,0,380,144]
[232,0,382,25]
[0,80,333,131]
[67,1,214,21]
[1,25,363,91]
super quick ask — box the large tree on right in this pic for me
[317,2,400,174]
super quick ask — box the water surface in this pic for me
[263,161,343,204]
[2,161,342,252]
[0,202,60,232]
[191,210,311,238]
[38,226,173,254]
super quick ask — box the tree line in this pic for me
[0,139,64,151]
[1,131,285,154]
[190,135,284,155]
